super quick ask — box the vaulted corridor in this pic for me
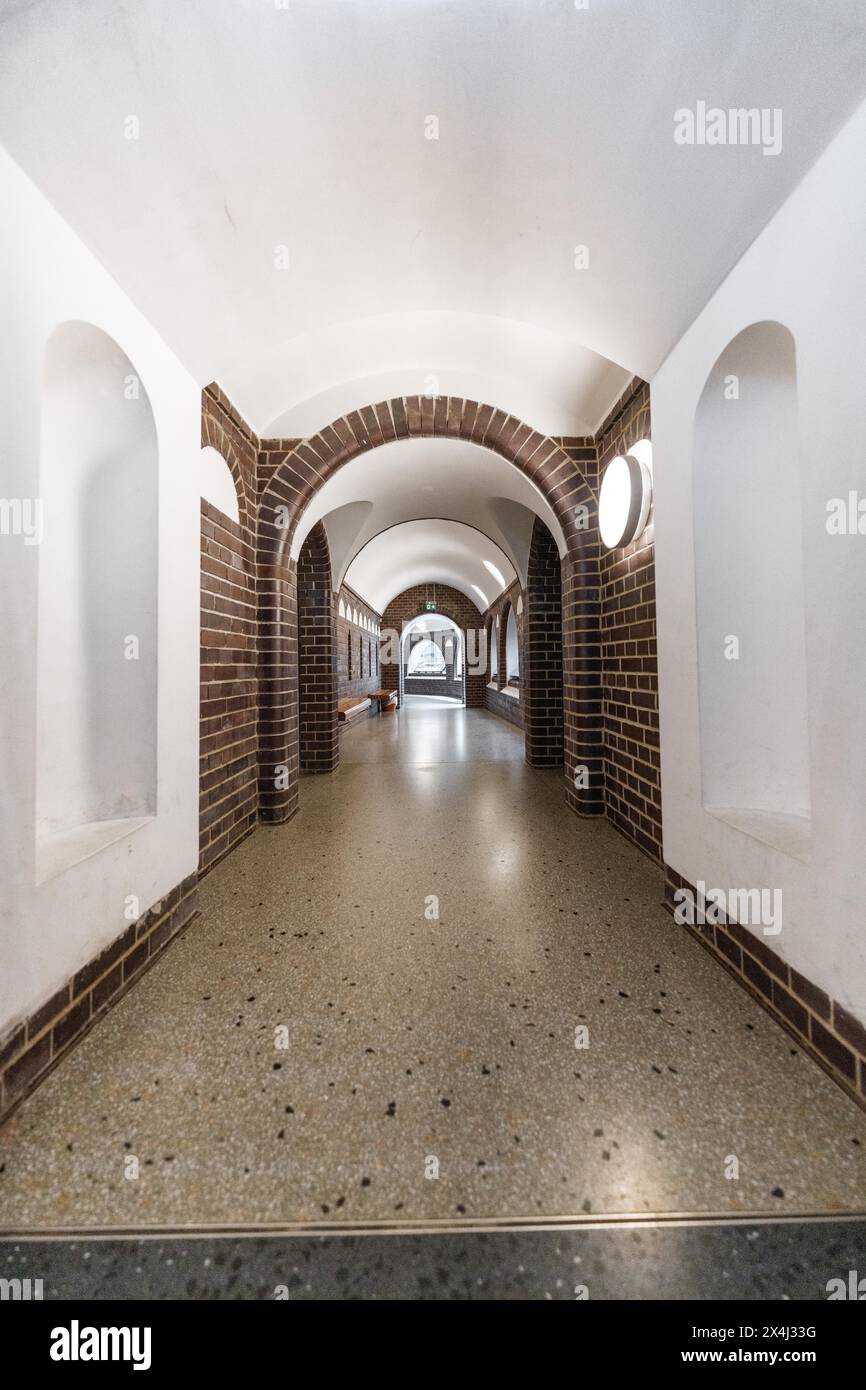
[4,0,866,1320]
[2,700,862,1233]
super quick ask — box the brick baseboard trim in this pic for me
[0,876,198,1125]
[664,864,866,1112]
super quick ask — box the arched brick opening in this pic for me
[524,517,564,768]
[380,584,485,710]
[298,522,338,776]
[257,396,600,824]
[399,613,465,704]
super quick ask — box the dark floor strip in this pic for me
[2,1219,865,1300]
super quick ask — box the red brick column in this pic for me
[257,548,299,822]
[380,583,486,709]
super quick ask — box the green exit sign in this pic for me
[425,601,437,611]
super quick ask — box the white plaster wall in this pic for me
[653,98,866,1024]
[0,148,200,1036]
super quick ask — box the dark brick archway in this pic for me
[379,584,486,711]
[256,395,601,824]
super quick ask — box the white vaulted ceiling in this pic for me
[291,436,566,600]
[2,0,866,438]
[343,520,515,615]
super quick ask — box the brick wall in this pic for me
[595,381,660,862]
[298,522,339,773]
[200,387,259,872]
[405,669,463,699]
[524,517,564,766]
[337,584,383,704]
[380,583,485,708]
[481,580,525,730]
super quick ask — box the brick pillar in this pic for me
[524,518,563,768]
[257,549,299,823]
[298,522,339,774]
[562,536,604,816]
[464,625,485,707]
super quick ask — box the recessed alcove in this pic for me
[504,603,520,697]
[35,321,159,882]
[693,320,811,856]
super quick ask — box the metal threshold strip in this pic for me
[3,1208,866,1242]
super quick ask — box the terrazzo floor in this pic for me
[1,699,864,1232]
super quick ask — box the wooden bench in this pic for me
[369,688,398,713]
[337,696,371,724]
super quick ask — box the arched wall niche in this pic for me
[36,320,159,880]
[693,320,811,851]
[505,604,520,684]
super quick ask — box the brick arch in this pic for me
[379,585,486,709]
[256,396,601,824]
[258,397,595,563]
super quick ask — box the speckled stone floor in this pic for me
[1,699,864,1232]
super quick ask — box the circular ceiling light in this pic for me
[598,446,653,550]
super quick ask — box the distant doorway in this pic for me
[399,614,465,706]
